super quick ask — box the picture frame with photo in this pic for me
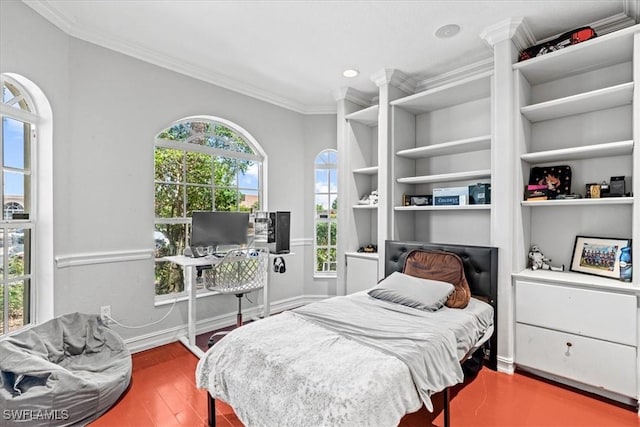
[570,235,631,279]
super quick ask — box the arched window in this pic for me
[0,76,36,334]
[4,202,24,220]
[314,150,338,276]
[154,117,265,297]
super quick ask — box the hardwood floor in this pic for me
[90,342,639,427]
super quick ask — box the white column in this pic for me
[333,88,373,295]
[480,17,535,374]
[371,69,414,280]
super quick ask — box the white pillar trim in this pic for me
[480,17,535,52]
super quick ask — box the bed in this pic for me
[196,240,498,427]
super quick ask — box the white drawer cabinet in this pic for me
[345,254,378,294]
[514,278,639,402]
[516,323,636,397]
[515,280,637,346]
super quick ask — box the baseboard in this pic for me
[124,324,187,354]
[125,294,330,354]
[516,366,637,408]
[497,356,515,374]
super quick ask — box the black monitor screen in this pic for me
[191,211,249,249]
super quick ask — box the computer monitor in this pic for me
[191,211,249,253]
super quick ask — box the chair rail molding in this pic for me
[55,249,154,268]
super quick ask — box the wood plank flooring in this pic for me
[89,342,639,427]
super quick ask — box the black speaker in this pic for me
[610,176,625,195]
[268,211,290,254]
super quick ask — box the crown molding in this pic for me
[23,0,336,115]
[535,13,636,44]
[591,12,637,35]
[23,0,75,34]
[414,58,494,93]
[370,69,417,94]
[332,87,374,108]
[480,17,535,52]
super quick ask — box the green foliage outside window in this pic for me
[1,255,29,332]
[154,121,260,295]
[315,177,338,273]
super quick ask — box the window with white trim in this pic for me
[314,149,337,275]
[0,77,35,335]
[154,118,264,297]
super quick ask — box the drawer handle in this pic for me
[566,342,572,347]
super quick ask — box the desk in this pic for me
[164,252,288,357]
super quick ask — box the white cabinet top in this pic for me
[513,269,640,295]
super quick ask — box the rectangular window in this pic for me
[314,150,338,276]
[1,106,34,335]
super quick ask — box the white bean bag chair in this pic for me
[0,313,131,426]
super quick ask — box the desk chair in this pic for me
[203,248,269,347]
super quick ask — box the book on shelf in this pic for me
[524,184,549,201]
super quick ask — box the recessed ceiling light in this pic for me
[342,69,359,78]
[435,24,461,39]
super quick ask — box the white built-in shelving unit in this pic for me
[344,103,379,250]
[390,71,493,246]
[511,23,640,407]
[341,103,381,293]
[336,18,640,410]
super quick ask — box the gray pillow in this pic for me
[368,271,454,312]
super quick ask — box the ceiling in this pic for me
[24,0,636,114]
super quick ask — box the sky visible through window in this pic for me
[238,162,259,197]
[2,117,26,197]
[315,150,337,211]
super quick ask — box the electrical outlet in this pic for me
[100,305,111,324]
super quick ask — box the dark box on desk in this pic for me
[267,211,290,254]
[468,183,491,204]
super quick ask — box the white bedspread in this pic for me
[196,293,493,427]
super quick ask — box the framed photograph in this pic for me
[570,236,631,279]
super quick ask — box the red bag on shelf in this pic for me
[519,27,597,62]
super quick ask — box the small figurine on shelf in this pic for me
[369,190,378,205]
[357,244,378,253]
[619,246,632,282]
[357,190,379,205]
[528,244,564,271]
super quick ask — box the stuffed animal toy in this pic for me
[528,245,564,271]
[357,190,379,205]
[369,190,379,205]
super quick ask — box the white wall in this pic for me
[1,1,336,349]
